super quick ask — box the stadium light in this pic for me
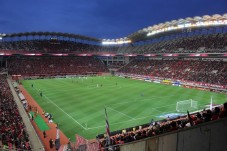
[0,33,6,40]
[102,38,131,45]
[0,33,6,37]
[147,16,227,37]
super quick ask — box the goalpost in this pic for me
[176,99,198,112]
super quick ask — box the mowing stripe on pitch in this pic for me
[44,95,87,130]
[32,87,87,130]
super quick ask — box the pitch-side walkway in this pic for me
[7,79,45,150]
[18,84,69,151]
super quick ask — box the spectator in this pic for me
[49,138,54,149]
[219,102,227,118]
[0,75,31,150]
[212,107,220,120]
[98,103,227,150]
[8,56,108,76]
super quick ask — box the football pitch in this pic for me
[22,76,226,141]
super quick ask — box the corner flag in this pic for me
[105,108,111,145]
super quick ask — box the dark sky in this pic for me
[0,0,226,39]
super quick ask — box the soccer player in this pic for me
[140,93,144,97]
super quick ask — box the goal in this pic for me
[176,99,198,112]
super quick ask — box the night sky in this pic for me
[0,0,226,39]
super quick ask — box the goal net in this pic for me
[176,99,198,112]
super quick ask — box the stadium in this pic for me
[0,12,227,151]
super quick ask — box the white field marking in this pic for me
[106,97,177,110]
[86,102,186,130]
[105,94,178,107]
[108,97,155,106]
[44,96,87,130]
[33,87,50,104]
[151,103,176,110]
[32,87,87,130]
[42,83,121,94]
[87,105,175,130]
[106,106,136,120]
[84,83,123,90]
[86,115,156,130]
[43,98,51,104]
[87,108,178,130]
[151,107,163,113]
[103,102,213,130]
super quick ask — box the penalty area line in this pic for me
[87,114,158,130]
[87,108,179,130]
[106,106,136,120]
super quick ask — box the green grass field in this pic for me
[22,76,226,141]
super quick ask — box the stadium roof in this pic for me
[1,14,227,44]
[1,32,101,42]
[127,13,227,42]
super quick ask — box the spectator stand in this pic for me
[97,102,227,150]
[0,75,36,150]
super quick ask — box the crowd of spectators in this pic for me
[1,34,226,54]
[99,102,227,151]
[107,62,125,69]
[0,75,31,150]
[7,56,109,76]
[6,57,226,85]
[0,40,103,53]
[117,33,227,54]
[118,59,227,85]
